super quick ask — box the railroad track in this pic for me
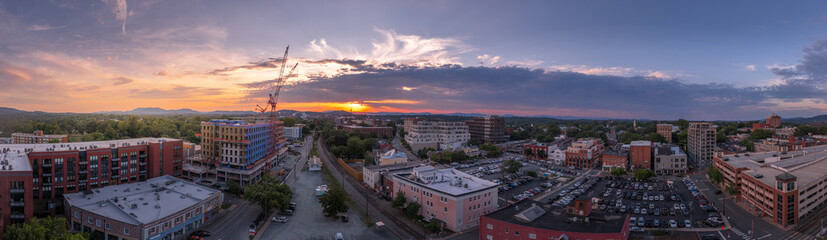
[316,138,425,240]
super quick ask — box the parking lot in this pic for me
[544,175,726,235]
[454,154,585,207]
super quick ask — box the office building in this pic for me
[479,199,630,240]
[0,137,184,232]
[712,145,827,227]
[656,124,674,143]
[653,144,687,175]
[466,116,508,143]
[688,122,717,168]
[283,126,302,141]
[190,119,285,186]
[565,139,603,169]
[392,166,498,232]
[404,120,470,152]
[629,141,652,170]
[12,130,68,144]
[602,151,627,172]
[65,175,223,240]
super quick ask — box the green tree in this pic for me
[319,186,349,217]
[726,182,740,196]
[633,169,655,181]
[244,174,293,213]
[740,139,755,152]
[525,170,538,178]
[611,167,627,176]
[749,129,774,140]
[425,220,442,233]
[676,119,689,130]
[480,143,503,158]
[501,159,523,175]
[646,132,666,143]
[226,180,244,196]
[403,202,421,219]
[716,132,729,143]
[392,191,407,209]
[468,138,484,146]
[707,166,723,185]
[3,217,88,240]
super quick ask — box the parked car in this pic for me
[272,216,288,223]
[669,219,678,228]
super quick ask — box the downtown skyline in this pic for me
[2,1,827,120]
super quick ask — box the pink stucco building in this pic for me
[392,165,499,232]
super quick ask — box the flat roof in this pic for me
[394,167,497,197]
[719,144,827,187]
[0,137,180,173]
[484,199,628,233]
[64,175,220,226]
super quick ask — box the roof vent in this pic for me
[155,205,161,209]
[755,174,763,179]
[130,203,138,209]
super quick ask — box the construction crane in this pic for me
[255,46,298,158]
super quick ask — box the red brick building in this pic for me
[602,151,627,172]
[480,199,630,240]
[11,130,68,144]
[523,145,548,160]
[0,138,183,232]
[565,139,603,169]
[629,141,652,170]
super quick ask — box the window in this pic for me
[788,182,795,191]
[124,227,130,235]
[505,228,508,234]
[515,230,519,236]
[105,222,110,230]
[95,219,101,227]
[444,207,448,212]
[486,235,493,240]
[777,181,784,191]
[87,217,93,224]
[529,233,537,239]
[486,224,493,230]
[74,212,79,219]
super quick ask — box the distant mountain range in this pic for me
[783,115,827,124]
[93,107,263,115]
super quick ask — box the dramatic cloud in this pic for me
[110,76,134,86]
[477,54,500,65]
[26,24,65,31]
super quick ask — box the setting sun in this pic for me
[344,102,368,112]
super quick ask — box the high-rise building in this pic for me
[767,113,782,128]
[656,124,674,143]
[688,122,717,168]
[11,130,68,144]
[466,116,507,143]
[404,119,469,152]
[0,138,184,232]
[629,141,652,170]
[193,119,286,186]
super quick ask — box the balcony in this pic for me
[111,166,120,170]
[9,189,24,194]
[78,161,89,165]
[140,154,147,158]
[139,162,147,166]
[10,214,25,219]
[42,163,52,167]
[42,182,52,186]
[79,179,88,183]
[111,157,120,161]
[42,173,52,177]
[111,175,120,178]
[9,201,24,207]
[139,170,147,174]
[79,170,88,174]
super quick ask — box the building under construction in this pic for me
[186,119,286,186]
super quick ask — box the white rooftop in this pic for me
[381,149,407,159]
[64,175,220,226]
[398,166,497,196]
[630,141,652,146]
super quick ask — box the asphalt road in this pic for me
[203,195,262,240]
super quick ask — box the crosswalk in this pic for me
[730,228,749,239]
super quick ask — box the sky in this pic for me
[2,1,827,120]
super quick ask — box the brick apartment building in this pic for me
[392,166,498,232]
[466,116,508,143]
[754,138,802,153]
[0,137,183,233]
[629,141,652,171]
[656,124,674,143]
[712,145,827,228]
[12,130,68,144]
[523,144,548,160]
